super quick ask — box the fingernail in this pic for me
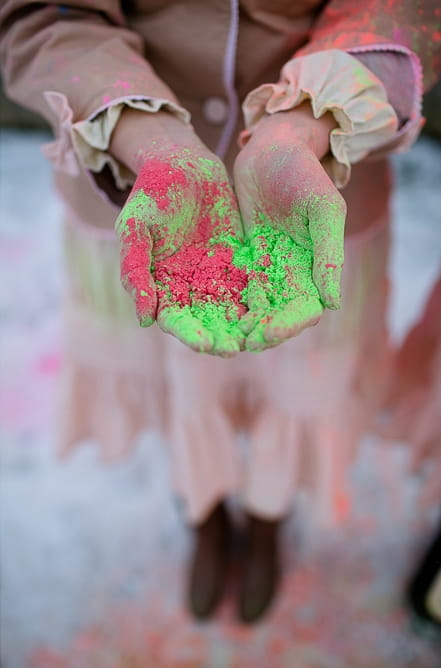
[139,314,155,327]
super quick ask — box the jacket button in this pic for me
[202,97,229,125]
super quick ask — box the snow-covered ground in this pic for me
[1,130,440,668]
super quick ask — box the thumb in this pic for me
[308,191,346,309]
[117,215,157,326]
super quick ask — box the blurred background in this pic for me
[1,81,441,667]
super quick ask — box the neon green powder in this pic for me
[162,224,323,352]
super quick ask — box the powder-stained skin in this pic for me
[229,225,324,352]
[234,133,346,314]
[116,144,343,356]
[115,149,246,357]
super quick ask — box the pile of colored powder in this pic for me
[227,224,321,309]
[153,224,321,343]
[153,242,249,336]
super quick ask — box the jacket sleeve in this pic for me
[0,1,190,188]
[241,0,441,188]
[295,0,441,152]
[295,0,441,92]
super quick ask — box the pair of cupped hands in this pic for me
[380,277,441,508]
[111,104,346,356]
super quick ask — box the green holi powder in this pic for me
[177,301,245,337]
[196,157,219,179]
[224,224,321,308]
[115,190,157,237]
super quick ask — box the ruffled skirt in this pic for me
[59,205,391,526]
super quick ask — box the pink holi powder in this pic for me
[154,243,248,313]
[122,159,249,328]
[140,160,188,197]
[190,180,233,244]
[121,218,154,317]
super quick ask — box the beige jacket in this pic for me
[1,0,439,230]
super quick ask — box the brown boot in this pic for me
[187,501,231,619]
[238,514,281,623]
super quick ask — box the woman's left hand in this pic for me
[233,104,346,351]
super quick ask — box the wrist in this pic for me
[250,102,336,160]
[110,108,201,173]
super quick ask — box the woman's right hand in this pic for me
[233,106,345,351]
[112,110,245,356]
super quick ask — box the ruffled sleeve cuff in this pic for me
[240,49,407,188]
[41,91,191,190]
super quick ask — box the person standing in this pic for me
[1,0,439,622]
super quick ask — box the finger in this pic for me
[211,327,243,358]
[238,266,271,338]
[264,297,323,346]
[247,273,271,311]
[245,314,277,352]
[157,306,214,353]
[239,310,268,336]
[118,216,157,326]
[308,191,346,310]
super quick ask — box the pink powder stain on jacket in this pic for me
[112,79,131,89]
[120,217,156,321]
[392,26,404,42]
